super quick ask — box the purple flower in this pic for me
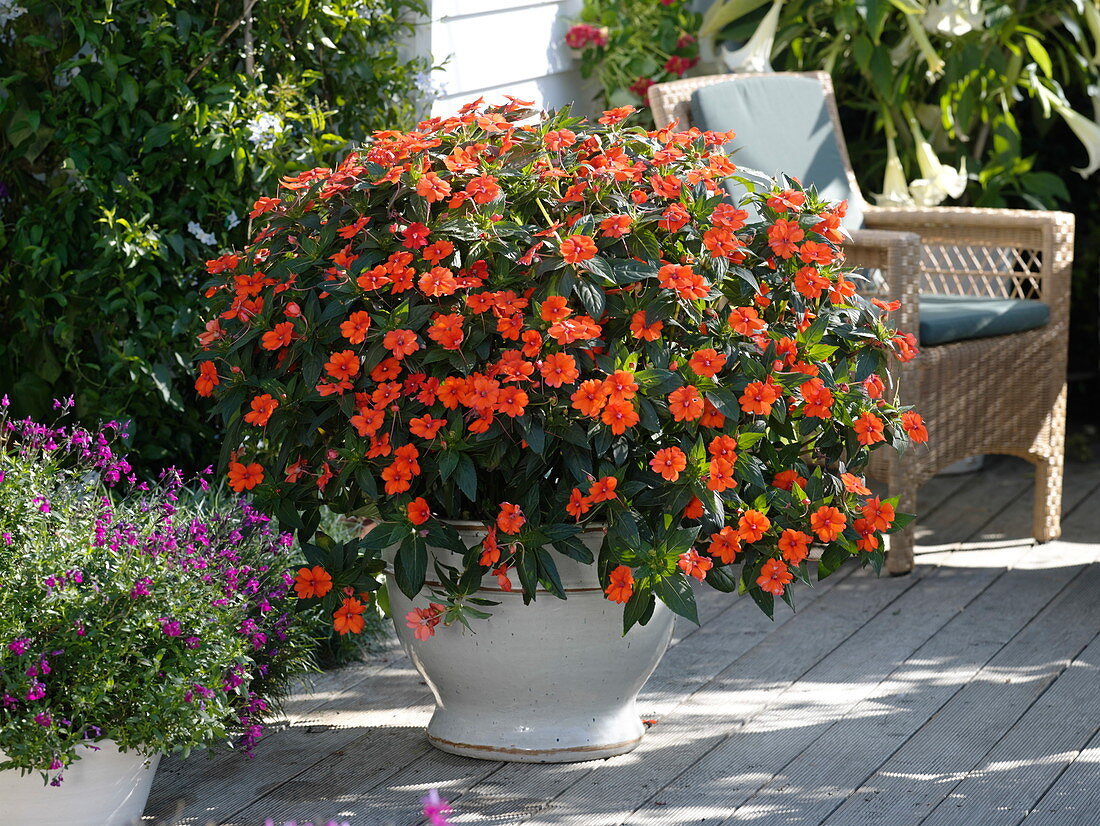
[129,577,152,598]
[34,712,52,727]
[25,681,46,701]
[185,636,201,649]
[1,533,10,545]
[422,789,453,825]
[158,618,182,637]
[7,637,31,655]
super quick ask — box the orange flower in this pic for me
[810,506,846,542]
[294,565,333,599]
[227,461,264,492]
[800,378,834,419]
[325,350,361,381]
[243,393,279,427]
[419,266,458,297]
[340,311,372,344]
[861,497,895,532]
[740,381,781,416]
[682,496,705,520]
[853,411,886,445]
[334,597,366,635]
[757,558,793,596]
[544,129,577,150]
[658,203,691,233]
[465,174,501,204]
[707,458,737,492]
[497,502,526,534]
[539,296,572,322]
[604,370,638,402]
[600,215,632,238]
[567,488,592,520]
[729,306,766,336]
[496,386,529,417]
[863,374,886,399]
[195,361,219,397]
[708,435,737,462]
[479,527,501,567]
[629,310,663,341]
[772,469,808,491]
[540,352,580,387]
[794,267,830,299]
[409,415,447,439]
[678,549,712,582]
[688,348,726,378]
[261,321,294,351]
[667,385,704,421]
[766,218,805,259]
[427,313,464,350]
[571,379,608,416]
[650,447,687,481]
[738,510,771,543]
[901,411,929,443]
[416,171,452,203]
[589,476,618,503]
[778,529,813,565]
[383,329,420,358]
[707,527,741,564]
[407,497,431,525]
[841,472,871,495]
[560,234,597,264]
[605,565,634,603]
[405,603,444,641]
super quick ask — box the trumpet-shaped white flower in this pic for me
[905,13,945,78]
[923,0,984,38]
[1036,84,1100,178]
[907,120,967,205]
[873,138,915,206]
[1084,0,1100,66]
[721,0,785,74]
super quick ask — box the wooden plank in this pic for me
[815,462,1100,825]
[1018,725,1100,826]
[229,564,866,826]
[920,630,1100,826]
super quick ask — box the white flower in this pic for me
[906,118,967,205]
[873,138,915,206]
[246,113,286,151]
[188,221,217,246]
[0,0,27,28]
[904,12,945,78]
[923,0,984,38]
[225,211,240,231]
[1084,0,1100,66]
[720,0,785,74]
[1035,83,1100,178]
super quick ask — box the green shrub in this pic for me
[0,0,433,465]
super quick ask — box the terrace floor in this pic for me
[145,453,1100,826]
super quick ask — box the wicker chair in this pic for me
[649,71,1075,574]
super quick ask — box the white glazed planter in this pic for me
[387,524,674,763]
[0,740,160,825]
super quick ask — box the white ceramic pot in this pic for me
[0,740,160,825]
[387,524,674,763]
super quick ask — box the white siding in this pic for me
[425,0,598,117]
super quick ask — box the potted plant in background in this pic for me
[0,399,312,825]
[196,99,926,762]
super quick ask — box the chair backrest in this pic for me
[648,71,866,228]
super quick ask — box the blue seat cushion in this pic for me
[690,75,864,230]
[918,295,1050,346]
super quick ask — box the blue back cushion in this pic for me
[918,295,1050,346]
[691,75,864,228]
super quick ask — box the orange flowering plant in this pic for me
[197,98,927,636]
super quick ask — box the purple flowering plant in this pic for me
[0,399,313,781]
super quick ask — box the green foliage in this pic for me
[0,0,433,466]
[567,0,703,121]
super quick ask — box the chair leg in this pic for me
[884,459,919,576]
[1033,452,1064,543]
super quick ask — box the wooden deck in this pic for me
[146,455,1100,826]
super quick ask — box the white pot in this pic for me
[0,740,160,825]
[387,524,674,763]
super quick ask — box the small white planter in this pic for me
[388,525,674,762]
[0,740,160,826]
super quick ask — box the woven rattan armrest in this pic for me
[844,227,923,339]
[862,206,1074,326]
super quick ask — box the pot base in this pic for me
[428,732,642,763]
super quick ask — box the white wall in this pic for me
[426,0,599,117]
